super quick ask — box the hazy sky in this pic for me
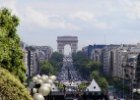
[1,0,140,51]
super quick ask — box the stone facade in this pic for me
[57,36,78,54]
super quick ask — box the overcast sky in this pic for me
[1,0,140,51]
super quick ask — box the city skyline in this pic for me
[1,0,140,51]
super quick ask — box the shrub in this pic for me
[79,83,88,91]
[0,67,33,100]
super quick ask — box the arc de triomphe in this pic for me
[57,36,78,54]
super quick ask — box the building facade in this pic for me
[84,43,140,80]
[22,45,53,77]
[102,45,119,77]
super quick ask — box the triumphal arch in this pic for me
[57,36,78,54]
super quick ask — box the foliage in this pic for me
[55,82,64,91]
[86,61,102,78]
[49,52,63,73]
[86,61,101,71]
[0,67,33,100]
[98,77,108,91]
[0,8,26,82]
[90,70,108,90]
[78,83,88,91]
[72,51,108,90]
[72,51,102,79]
[40,60,54,75]
[39,52,63,75]
[50,52,63,62]
[72,51,90,78]
[90,70,100,80]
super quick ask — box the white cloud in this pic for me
[93,21,111,29]
[70,11,95,22]
[131,2,140,19]
[1,0,140,49]
[119,0,140,20]
[24,7,80,30]
[25,7,49,27]
[69,11,111,29]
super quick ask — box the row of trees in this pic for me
[72,51,108,90]
[39,52,63,75]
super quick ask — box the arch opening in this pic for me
[64,44,71,56]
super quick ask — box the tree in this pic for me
[72,51,108,90]
[0,67,32,100]
[90,70,100,80]
[72,51,102,79]
[79,83,88,90]
[85,61,102,78]
[72,51,90,79]
[40,60,54,75]
[50,52,63,62]
[49,52,63,73]
[90,71,108,90]
[0,8,26,82]
[86,61,101,71]
[98,77,108,91]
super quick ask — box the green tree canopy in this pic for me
[98,77,108,91]
[40,60,54,75]
[72,51,102,79]
[86,61,101,71]
[72,51,90,78]
[49,52,63,73]
[72,51,108,90]
[50,52,63,62]
[90,70,100,80]
[0,67,32,100]
[0,8,26,82]
[90,71,108,90]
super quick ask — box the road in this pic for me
[57,55,82,91]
